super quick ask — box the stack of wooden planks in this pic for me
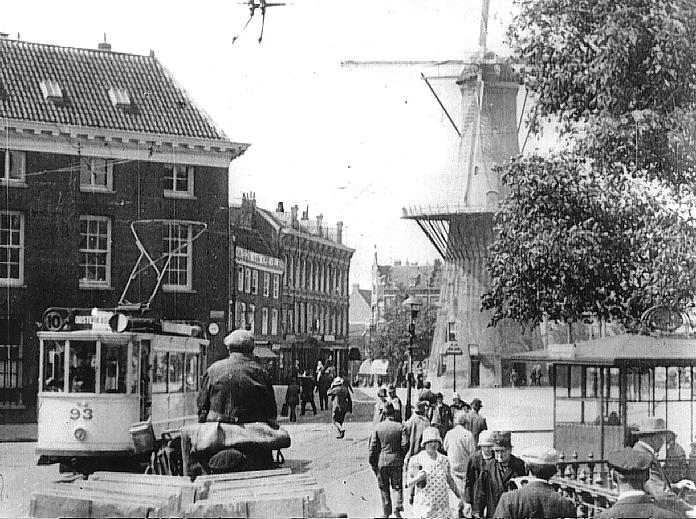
[29,468,346,518]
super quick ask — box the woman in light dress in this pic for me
[406,426,462,518]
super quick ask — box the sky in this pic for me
[3,0,517,287]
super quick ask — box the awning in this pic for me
[253,346,277,359]
[358,359,372,375]
[371,359,389,375]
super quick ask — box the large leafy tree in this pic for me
[482,0,696,330]
[369,305,435,364]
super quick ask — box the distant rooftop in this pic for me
[0,36,232,142]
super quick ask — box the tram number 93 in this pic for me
[69,408,93,420]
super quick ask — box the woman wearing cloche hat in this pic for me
[406,427,463,518]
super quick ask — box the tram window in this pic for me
[570,365,582,397]
[69,341,96,393]
[604,401,621,425]
[655,367,667,402]
[100,344,127,393]
[679,368,691,399]
[627,401,650,430]
[585,367,600,398]
[667,367,680,401]
[185,354,198,391]
[129,342,139,394]
[169,353,184,393]
[603,367,620,400]
[639,368,652,402]
[555,365,569,396]
[43,340,65,392]
[152,351,168,393]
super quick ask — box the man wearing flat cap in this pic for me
[197,329,277,424]
[474,431,526,518]
[631,418,691,515]
[493,447,576,519]
[596,448,685,518]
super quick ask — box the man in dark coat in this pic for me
[284,377,300,422]
[493,447,576,519]
[197,329,277,424]
[317,371,332,411]
[430,392,453,440]
[464,430,495,517]
[327,376,352,438]
[468,398,488,447]
[299,371,317,415]
[596,448,685,519]
[418,381,436,406]
[369,403,407,518]
[474,432,526,518]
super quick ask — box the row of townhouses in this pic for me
[0,36,353,424]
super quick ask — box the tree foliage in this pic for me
[369,305,435,364]
[482,0,696,329]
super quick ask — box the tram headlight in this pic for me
[74,428,87,441]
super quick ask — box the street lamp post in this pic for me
[402,295,422,420]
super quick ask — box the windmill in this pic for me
[400,0,541,390]
[232,0,288,44]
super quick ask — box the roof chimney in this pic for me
[301,206,309,221]
[276,202,284,213]
[98,33,112,51]
[316,214,324,237]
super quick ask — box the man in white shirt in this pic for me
[443,410,476,517]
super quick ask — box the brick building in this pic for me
[0,36,247,423]
[230,199,354,381]
[229,194,285,381]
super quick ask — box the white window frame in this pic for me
[273,275,280,299]
[251,270,259,295]
[263,272,270,298]
[163,222,194,292]
[249,304,256,333]
[0,211,24,287]
[79,216,112,289]
[164,164,195,199]
[244,267,252,293]
[447,322,456,342]
[80,158,113,192]
[261,307,269,335]
[271,309,278,335]
[1,151,26,185]
[237,266,244,291]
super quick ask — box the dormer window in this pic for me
[40,80,62,100]
[108,87,131,107]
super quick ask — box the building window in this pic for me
[470,358,481,387]
[249,304,256,333]
[447,322,456,342]
[163,222,193,291]
[0,319,23,408]
[0,212,24,286]
[262,307,269,335]
[80,158,113,192]
[237,266,244,291]
[164,164,194,198]
[263,272,270,297]
[0,150,26,184]
[271,309,278,335]
[235,301,247,330]
[273,275,280,299]
[251,270,259,295]
[244,267,251,293]
[79,216,111,288]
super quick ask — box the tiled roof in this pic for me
[358,289,371,305]
[233,227,275,257]
[0,38,229,141]
[376,263,442,290]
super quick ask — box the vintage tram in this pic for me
[36,307,207,473]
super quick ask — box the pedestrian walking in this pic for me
[463,430,495,517]
[596,448,684,519]
[418,381,436,406]
[468,398,488,447]
[443,410,475,517]
[388,384,403,423]
[406,426,463,518]
[450,392,467,412]
[317,370,332,411]
[403,400,431,506]
[369,403,407,518]
[374,387,389,424]
[493,447,576,519]
[284,378,300,422]
[327,376,352,439]
[474,431,526,518]
[299,371,317,416]
[430,392,453,440]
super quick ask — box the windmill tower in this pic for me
[402,0,542,389]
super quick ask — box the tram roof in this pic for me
[508,333,696,366]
